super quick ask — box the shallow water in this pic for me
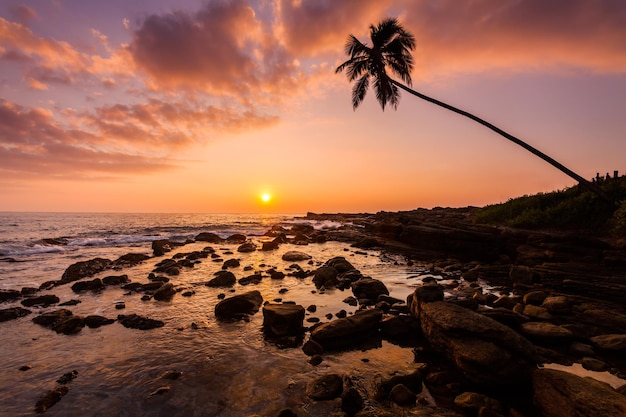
[1,234,426,417]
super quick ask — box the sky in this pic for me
[1,0,626,214]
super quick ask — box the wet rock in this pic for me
[84,315,115,328]
[326,256,355,273]
[416,300,539,387]
[151,240,184,256]
[532,368,626,416]
[523,290,548,306]
[261,238,281,251]
[341,387,364,415]
[21,294,60,307]
[59,299,81,306]
[310,308,383,349]
[342,296,358,306]
[269,270,285,280]
[222,259,240,269]
[52,316,85,334]
[523,304,552,320]
[281,251,312,262]
[479,307,528,329]
[263,303,305,337]
[520,322,574,343]
[117,314,164,330]
[380,314,421,340]
[581,357,609,372]
[34,386,69,413]
[312,266,338,288]
[374,365,424,402]
[153,283,176,301]
[60,258,111,284]
[115,302,126,310]
[225,233,247,244]
[351,278,389,302]
[57,370,78,384]
[71,278,105,293]
[237,242,257,253]
[112,253,150,267]
[509,265,535,284]
[541,296,571,314]
[454,392,505,415]
[32,309,74,327]
[206,270,236,287]
[389,384,417,406]
[302,339,324,356]
[590,334,626,351]
[0,289,22,302]
[214,290,263,321]
[239,274,263,286]
[102,275,130,285]
[570,341,595,357]
[306,374,343,400]
[0,306,31,322]
[195,232,223,243]
[492,294,519,310]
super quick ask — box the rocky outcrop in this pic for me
[262,303,305,337]
[351,278,389,303]
[214,290,263,321]
[21,294,60,307]
[60,258,111,284]
[532,368,626,417]
[194,232,223,243]
[0,306,31,322]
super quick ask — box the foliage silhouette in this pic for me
[335,18,610,202]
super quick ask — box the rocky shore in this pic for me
[2,207,626,416]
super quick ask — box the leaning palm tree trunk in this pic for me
[391,79,611,202]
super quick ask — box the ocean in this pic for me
[0,212,425,417]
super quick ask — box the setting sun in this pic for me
[261,193,272,203]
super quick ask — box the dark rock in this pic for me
[276,409,298,417]
[389,384,417,406]
[60,258,111,284]
[343,296,358,306]
[84,315,115,328]
[523,304,552,320]
[351,278,389,302]
[581,357,609,372]
[239,274,263,286]
[214,290,263,320]
[117,314,164,330]
[375,365,424,402]
[310,308,383,349]
[479,307,528,329]
[52,316,85,334]
[335,309,347,318]
[21,294,60,307]
[102,275,130,285]
[541,296,571,314]
[302,339,324,356]
[153,283,176,301]
[237,242,257,253]
[142,282,163,292]
[491,295,519,310]
[206,270,236,287]
[532,368,626,417]
[308,355,323,366]
[261,238,281,251]
[225,233,247,244]
[269,270,285,280]
[416,300,539,387]
[21,287,38,296]
[71,278,105,293]
[281,251,312,261]
[262,303,305,337]
[326,256,355,273]
[590,334,626,351]
[306,374,343,400]
[341,387,364,415]
[0,306,31,322]
[112,253,150,267]
[454,392,505,415]
[59,299,81,306]
[509,265,535,284]
[0,289,22,302]
[520,322,574,343]
[34,385,69,413]
[195,232,223,243]
[380,314,421,340]
[32,309,73,327]
[222,259,240,269]
[57,370,78,384]
[115,302,126,310]
[523,290,548,306]
[312,266,338,288]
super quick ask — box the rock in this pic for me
[84,315,115,328]
[306,374,343,400]
[59,299,81,306]
[102,275,130,285]
[380,315,421,340]
[214,290,263,320]
[153,283,176,301]
[581,357,608,372]
[34,386,69,413]
[479,307,528,329]
[57,370,78,384]
[261,238,281,251]
[237,242,257,253]
[302,339,324,356]
[32,309,74,327]
[222,259,240,269]
[523,291,548,306]
[238,274,263,286]
[326,257,355,273]
[225,233,247,244]
[161,370,183,380]
[570,341,595,357]
[0,306,31,322]
[195,232,223,243]
[0,289,21,302]
[532,368,626,417]
[206,270,236,287]
[262,304,305,337]
[281,251,312,262]
[148,386,171,397]
[312,266,338,288]
[52,316,85,334]
[351,278,389,302]
[60,258,111,284]
[71,278,105,293]
[269,270,285,280]
[492,295,519,310]
[509,265,535,284]
[21,294,60,307]
[374,365,424,401]
[417,301,539,386]
[412,284,444,303]
[343,296,358,306]
[112,253,150,267]
[310,308,382,349]
[541,296,571,314]
[454,392,505,414]
[520,322,574,343]
[341,387,364,415]
[389,384,416,406]
[117,314,164,330]
[590,334,626,351]
[523,304,552,320]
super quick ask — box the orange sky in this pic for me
[1,0,626,214]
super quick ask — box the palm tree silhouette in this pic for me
[336,18,610,202]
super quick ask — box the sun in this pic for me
[261,193,272,203]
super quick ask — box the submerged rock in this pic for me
[21,294,60,307]
[153,283,176,301]
[117,314,164,330]
[34,386,69,413]
[306,374,343,400]
[0,306,31,322]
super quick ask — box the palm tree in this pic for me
[335,18,610,202]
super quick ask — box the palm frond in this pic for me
[352,74,370,109]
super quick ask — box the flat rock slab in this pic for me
[520,322,574,341]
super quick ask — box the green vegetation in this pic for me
[474,176,626,236]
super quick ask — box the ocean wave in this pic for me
[0,244,67,257]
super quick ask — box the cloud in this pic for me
[8,4,37,25]
[399,0,626,75]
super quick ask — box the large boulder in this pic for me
[532,368,626,417]
[310,308,383,349]
[262,303,305,336]
[414,299,540,387]
[214,291,263,320]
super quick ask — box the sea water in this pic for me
[0,212,425,417]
